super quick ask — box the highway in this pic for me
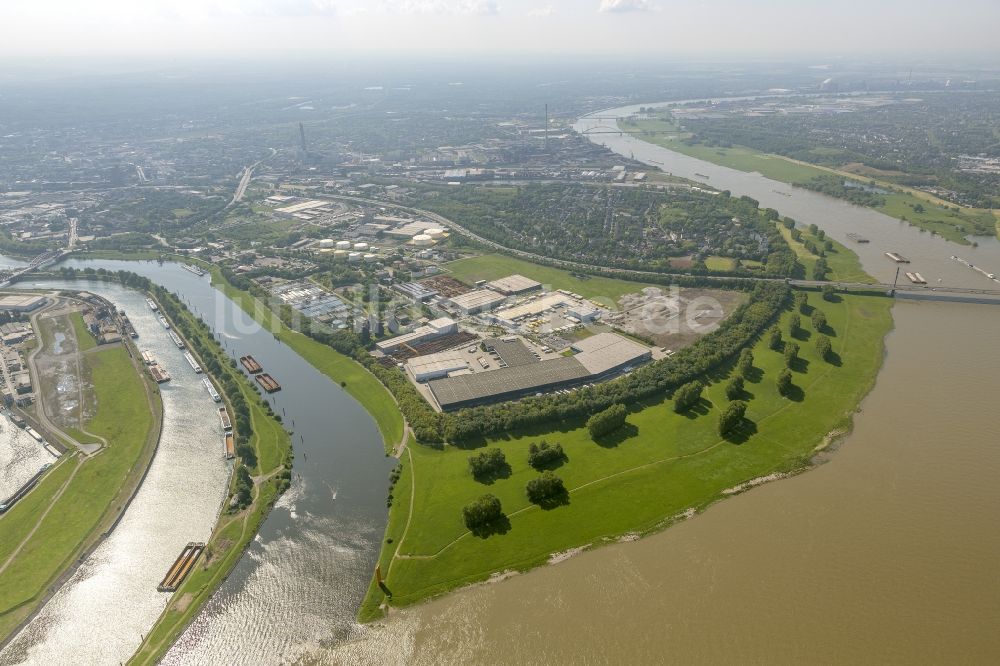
[227,149,277,208]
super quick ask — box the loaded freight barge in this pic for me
[255,373,281,393]
[184,351,202,373]
[203,377,220,402]
[149,364,171,383]
[240,355,262,374]
[157,542,205,592]
[168,330,185,349]
[885,252,910,263]
[224,433,235,459]
[219,407,232,431]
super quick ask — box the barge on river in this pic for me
[157,542,205,592]
[168,330,185,349]
[224,433,235,459]
[184,351,202,373]
[255,373,281,393]
[141,349,157,366]
[157,314,171,329]
[182,263,206,277]
[149,364,171,383]
[203,377,220,402]
[846,232,870,243]
[219,407,232,431]
[905,272,927,284]
[146,298,158,312]
[885,252,910,263]
[240,355,263,374]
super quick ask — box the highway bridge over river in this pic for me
[0,250,69,288]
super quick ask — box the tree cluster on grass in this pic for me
[768,325,783,350]
[587,403,628,439]
[784,341,800,367]
[718,400,747,436]
[528,440,565,468]
[737,348,754,377]
[725,375,744,400]
[671,380,703,413]
[233,464,253,510]
[526,471,566,504]
[822,285,837,302]
[811,309,827,332]
[793,291,809,313]
[468,448,507,479]
[462,493,503,529]
[788,313,801,337]
[813,257,829,281]
[816,334,833,361]
[777,368,793,395]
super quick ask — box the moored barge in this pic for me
[255,373,281,393]
[240,355,263,374]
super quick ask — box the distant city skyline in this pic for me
[2,0,999,58]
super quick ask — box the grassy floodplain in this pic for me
[362,288,893,614]
[0,344,158,640]
[623,118,998,244]
[778,224,875,284]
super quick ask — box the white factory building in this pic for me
[405,349,473,382]
[446,289,507,315]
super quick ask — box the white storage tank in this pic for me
[426,228,446,238]
[363,253,377,262]
[412,234,434,247]
[318,238,334,248]
[348,252,362,262]
[336,240,352,250]
[333,249,349,259]
[353,242,369,251]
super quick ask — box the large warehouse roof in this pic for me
[448,289,506,312]
[571,332,652,375]
[429,357,589,410]
[487,274,542,295]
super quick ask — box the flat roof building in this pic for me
[0,295,46,313]
[406,350,472,382]
[425,331,651,411]
[486,274,542,295]
[571,332,652,375]
[447,289,506,315]
[394,282,439,303]
[428,356,589,411]
[376,317,458,354]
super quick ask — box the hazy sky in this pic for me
[2,0,999,58]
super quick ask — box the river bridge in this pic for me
[0,250,69,288]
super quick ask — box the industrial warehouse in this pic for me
[412,333,651,411]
